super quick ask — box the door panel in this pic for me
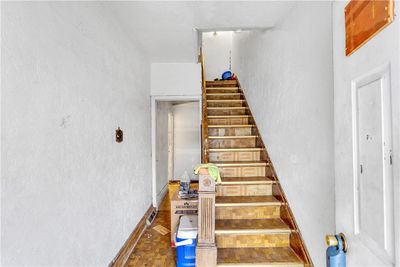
[353,65,395,263]
[357,79,385,247]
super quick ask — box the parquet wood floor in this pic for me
[217,247,303,265]
[126,187,176,267]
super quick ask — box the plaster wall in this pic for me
[333,2,400,266]
[231,2,334,265]
[151,63,201,96]
[1,2,151,265]
[202,31,233,80]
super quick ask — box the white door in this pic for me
[353,66,395,264]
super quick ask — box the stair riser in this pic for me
[206,81,238,87]
[208,109,247,116]
[206,88,239,94]
[218,166,266,178]
[216,184,272,196]
[216,233,290,248]
[209,138,256,149]
[208,117,249,125]
[208,101,244,107]
[208,127,253,137]
[207,94,242,100]
[216,206,281,220]
[209,150,260,162]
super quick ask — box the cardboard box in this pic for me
[170,191,198,245]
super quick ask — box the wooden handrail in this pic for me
[199,47,209,164]
[197,48,216,267]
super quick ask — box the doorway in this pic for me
[151,96,201,207]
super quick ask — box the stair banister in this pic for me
[199,47,209,164]
[197,48,217,267]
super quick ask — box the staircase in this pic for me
[203,79,313,267]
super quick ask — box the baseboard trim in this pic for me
[156,183,169,208]
[109,205,155,267]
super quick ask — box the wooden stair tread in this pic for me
[208,135,258,139]
[208,125,255,128]
[209,147,262,151]
[215,161,268,167]
[206,87,239,89]
[217,247,303,266]
[207,99,245,102]
[208,107,248,110]
[216,195,282,206]
[207,93,242,96]
[206,80,237,83]
[220,176,275,185]
[208,115,251,118]
[215,218,291,233]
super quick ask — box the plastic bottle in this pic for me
[179,171,190,195]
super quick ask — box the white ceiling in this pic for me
[108,1,296,63]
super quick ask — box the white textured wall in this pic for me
[333,2,400,266]
[172,102,200,181]
[151,63,201,96]
[232,2,334,265]
[203,31,233,80]
[1,2,151,265]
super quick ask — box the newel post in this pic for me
[196,168,217,267]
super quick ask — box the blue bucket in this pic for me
[176,215,197,267]
[221,71,232,80]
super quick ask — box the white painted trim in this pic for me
[151,95,202,208]
[167,111,174,181]
[156,183,169,209]
[351,63,395,264]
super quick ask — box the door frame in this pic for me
[151,95,202,208]
[167,111,174,182]
[351,63,395,264]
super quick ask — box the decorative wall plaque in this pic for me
[115,127,123,143]
[345,0,394,56]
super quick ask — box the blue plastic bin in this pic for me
[176,215,198,267]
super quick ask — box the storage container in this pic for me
[175,215,198,267]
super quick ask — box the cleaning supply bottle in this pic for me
[179,171,190,195]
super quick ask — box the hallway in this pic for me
[1,1,399,266]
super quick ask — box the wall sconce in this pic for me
[116,127,123,143]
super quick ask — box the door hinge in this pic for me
[360,164,363,174]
